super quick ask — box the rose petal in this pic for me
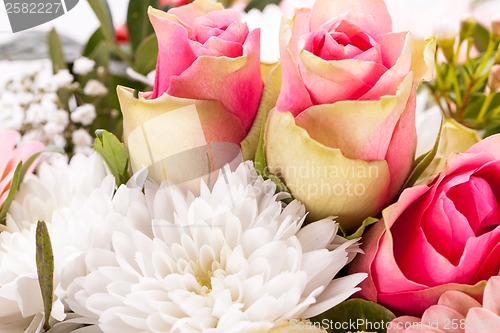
[167,0,223,28]
[465,133,500,159]
[265,108,391,232]
[298,50,387,104]
[360,32,411,100]
[387,316,421,333]
[378,280,486,317]
[276,9,314,115]
[348,218,388,301]
[447,175,499,236]
[149,8,198,98]
[168,29,262,132]
[465,308,500,333]
[421,304,466,333]
[411,37,436,82]
[310,0,392,38]
[483,276,500,316]
[437,290,481,317]
[295,74,412,161]
[384,78,417,196]
[192,10,243,44]
[117,86,247,185]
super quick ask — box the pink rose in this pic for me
[119,0,263,187]
[265,0,435,231]
[349,134,500,316]
[148,0,262,133]
[0,131,43,207]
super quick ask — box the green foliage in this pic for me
[426,20,500,136]
[93,130,130,186]
[311,299,396,333]
[47,29,67,73]
[133,34,159,75]
[400,118,443,191]
[245,0,281,12]
[36,221,54,331]
[87,0,115,42]
[127,0,159,53]
[340,217,379,240]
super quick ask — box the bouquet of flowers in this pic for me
[0,0,499,332]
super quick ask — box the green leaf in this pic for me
[88,40,110,68]
[311,298,396,333]
[0,163,22,225]
[0,147,64,225]
[127,0,158,53]
[247,63,291,196]
[88,0,115,42]
[132,34,158,75]
[245,0,281,12]
[341,217,379,240]
[36,221,54,331]
[82,28,106,57]
[20,147,64,182]
[400,118,444,191]
[471,23,490,53]
[93,130,130,186]
[47,29,67,74]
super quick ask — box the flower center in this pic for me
[304,19,377,61]
[195,269,214,292]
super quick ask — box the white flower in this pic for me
[0,104,24,131]
[72,129,93,148]
[70,104,97,126]
[6,153,110,232]
[72,129,94,155]
[43,122,65,138]
[52,134,67,149]
[73,57,96,76]
[25,103,47,124]
[51,110,70,128]
[432,19,457,41]
[1,153,152,332]
[65,162,366,333]
[51,70,74,90]
[83,80,108,97]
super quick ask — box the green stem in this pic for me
[477,92,495,123]
[476,39,495,76]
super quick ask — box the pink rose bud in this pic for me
[265,0,436,232]
[118,0,263,190]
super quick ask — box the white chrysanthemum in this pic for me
[66,162,366,333]
[0,153,152,333]
[6,153,109,232]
